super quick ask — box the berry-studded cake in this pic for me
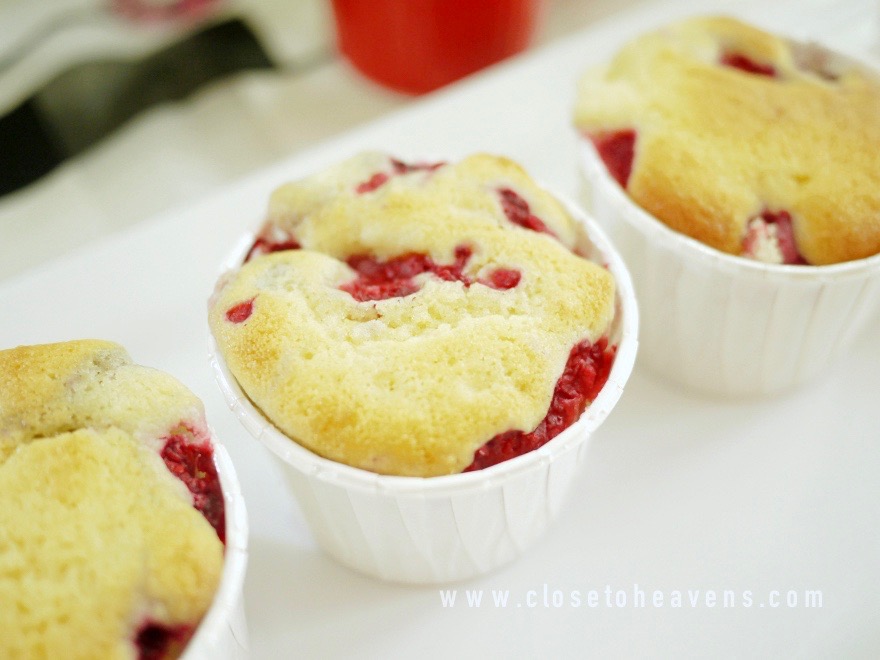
[209,152,617,477]
[0,340,225,660]
[574,16,880,265]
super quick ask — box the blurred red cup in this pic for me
[330,0,544,95]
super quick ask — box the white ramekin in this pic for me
[182,440,249,659]
[208,195,638,584]
[579,139,880,398]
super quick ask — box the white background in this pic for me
[1,0,879,657]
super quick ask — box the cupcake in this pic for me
[0,340,248,660]
[209,152,637,582]
[574,16,880,396]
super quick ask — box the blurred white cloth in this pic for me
[1,0,876,283]
[0,59,406,280]
[0,0,405,281]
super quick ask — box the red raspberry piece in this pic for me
[766,210,806,264]
[340,245,479,302]
[225,297,255,323]
[720,51,777,77]
[497,188,556,236]
[742,209,808,265]
[482,268,521,290]
[356,158,446,194]
[464,338,616,472]
[432,245,474,282]
[346,280,421,301]
[135,621,192,660]
[161,427,225,543]
[589,129,636,188]
[356,172,390,194]
[341,245,525,302]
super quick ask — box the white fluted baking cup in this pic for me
[183,440,249,659]
[208,194,638,584]
[579,138,880,397]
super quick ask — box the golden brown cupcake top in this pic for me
[0,340,224,660]
[574,16,880,265]
[210,152,616,477]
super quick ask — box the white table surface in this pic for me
[2,0,879,657]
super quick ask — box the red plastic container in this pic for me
[330,0,544,95]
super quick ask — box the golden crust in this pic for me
[210,153,616,477]
[0,340,223,659]
[574,16,880,265]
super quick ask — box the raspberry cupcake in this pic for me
[575,16,880,396]
[0,340,248,660]
[209,152,637,582]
